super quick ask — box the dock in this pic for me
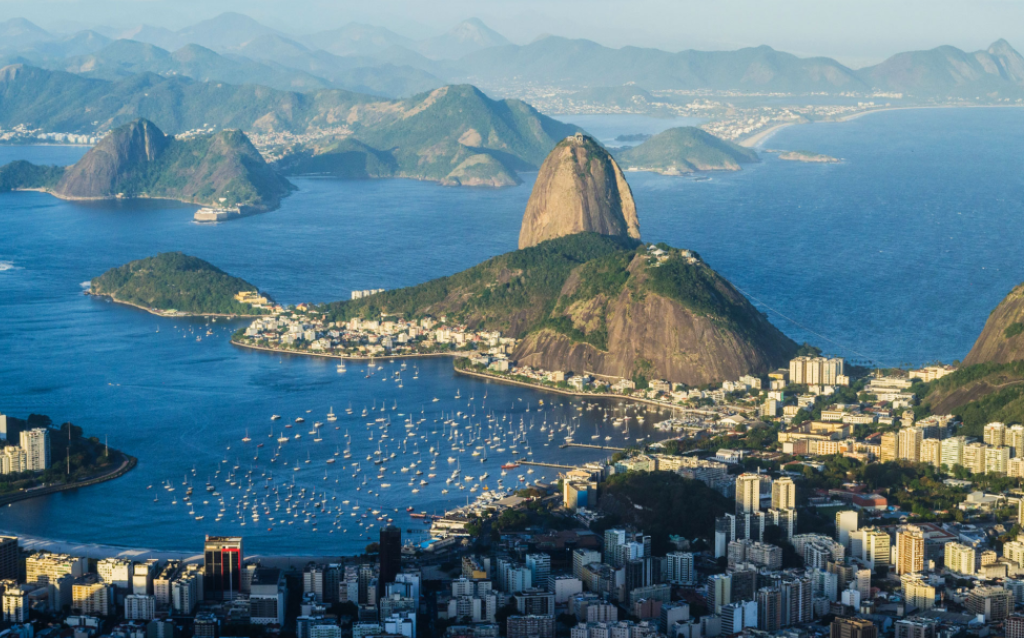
[559,443,627,452]
[518,460,576,470]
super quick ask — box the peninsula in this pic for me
[0,118,294,212]
[615,126,759,175]
[0,413,135,506]
[90,252,273,317]
[232,133,796,389]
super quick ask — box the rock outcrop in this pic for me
[55,119,168,198]
[963,283,1024,365]
[519,133,640,249]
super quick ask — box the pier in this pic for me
[518,460,576,470]
[559,443,627,452]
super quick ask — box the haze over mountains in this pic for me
[0,12,1022,100]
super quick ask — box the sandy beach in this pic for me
[738,122,797,148]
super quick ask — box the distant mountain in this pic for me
[175,12,286,51]
[53,40,333,92]
[0,18,52,51]
[232,35,444,97]
[615,127,759,175]
[305,23,415,57]
[103,24,182,50]
[275,84,580,186]
[415,18,511,60]
[0,118,293,210]
[860,39,1024,97]
[453,37,868,92]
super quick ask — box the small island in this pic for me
[89,252,274,317]
[778,150,840,163]
[615,126,759,175]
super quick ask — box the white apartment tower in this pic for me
[20,428,50,471]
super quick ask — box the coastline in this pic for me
[231,338,463,361]
[231,340,724,415]
[453,366,719,414]
[738,122,797,148]
[0,447,136,508]
[86,291,266,319]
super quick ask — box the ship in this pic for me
[501,462,520,470]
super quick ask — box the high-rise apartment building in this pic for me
[0,537,19,580]
[789,356,844,386]
[835,511,858,549]
[379,526,402,588]
[963,442,987,474]
[880,433,898,462]
[896,526,925,575]
[26,552,86,585]
[941,437,965,469]
[735,474,762,514]
[944,542,975,576]
[850,527,890,571]
[203,536,243,601]
[984,422,1007,447]
[897,428,923,463]
[919,439,941,468]
[772,477,796,510]
[19,429,49,471]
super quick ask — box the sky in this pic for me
[3,0,1022,67]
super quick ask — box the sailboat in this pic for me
[327,407,337,421]
[242,429,251,443]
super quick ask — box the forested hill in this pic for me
[325,232,796,386]
[90,252,269,316]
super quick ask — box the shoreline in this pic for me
[454,366,719,414]
[0,447,136,508]
[232,340,722,415]
[231,339,462,361]
[86,291,266,319]
[738,122,797,148]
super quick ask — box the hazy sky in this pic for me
[4,0,1022,67]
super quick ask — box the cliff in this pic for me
[519,133,640,249]
[963,283,1024,366]
[615,127,759,174]
[327,233,795,386]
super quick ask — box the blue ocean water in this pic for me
[0,107,1021,554]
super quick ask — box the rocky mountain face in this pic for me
[509,249,796,386]
[963,283,1024,366]
[519,133,640,249]
[55,118,168,198]
[5,118,293,210]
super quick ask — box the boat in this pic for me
[501,462,520,470]
[242,429,251,443]
[271,415,281,420]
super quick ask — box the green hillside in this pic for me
[0,160,64,192]
[91,252,268,315]
[326,232,640,336]
[616,127,758,174]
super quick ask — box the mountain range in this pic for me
[1,14,1022,100]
